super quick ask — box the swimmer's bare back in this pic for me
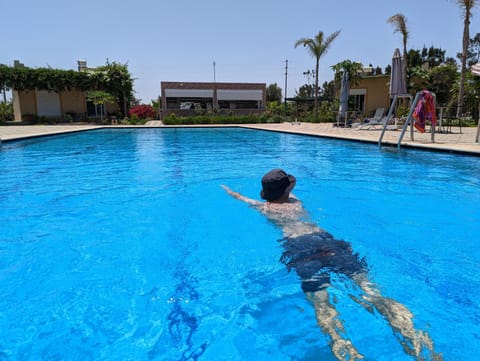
[221,185,322,238]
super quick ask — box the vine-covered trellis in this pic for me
[0,61,134,116]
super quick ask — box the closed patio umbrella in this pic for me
[390,48,406,96]
[472,63,480,142]
[338,71,349,126]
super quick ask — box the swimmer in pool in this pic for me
[222,169,443,361]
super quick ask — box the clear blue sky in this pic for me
[3,0,479,103]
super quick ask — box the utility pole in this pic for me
[213,61,216,83]
[213,61,217,110]
[284,59,288,114]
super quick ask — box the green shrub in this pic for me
[162,114,278,125]
[0,102,14,122]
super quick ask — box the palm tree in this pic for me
[387,13,409,89]
[295,30,341,116]
[455,0,478,118]
[331,60,364,87]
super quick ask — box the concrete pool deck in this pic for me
[243,122,480,155]
[0,125,101,141]
[1,123,479,156]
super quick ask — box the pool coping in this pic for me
[1,123,479,156]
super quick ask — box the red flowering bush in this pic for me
[129,104,157,119]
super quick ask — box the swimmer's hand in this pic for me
[221,185,241,199]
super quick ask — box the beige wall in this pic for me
[13,90,37,121]
[351,75,390,116]
[60,90,87,114]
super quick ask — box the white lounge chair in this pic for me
[363,115,399,130]
[356,108,385,129]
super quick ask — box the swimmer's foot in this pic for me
[331,339,364,361]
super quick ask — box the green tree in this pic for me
[302,69,316,86]
[86,90,115,122]
[331,60,364,87]
[457,32,480,66]
[265,100,283,117]
[95,61,134,117]
[320,80,335,100]
[408,46,453,69]
[406,46,458,106]
[295,30,341,116]
[373,66,383,75]
[0,101,14,122]
[387,13,409,88]
[295,84,315,98]
[449,70,480,119]
[0,65,10,102]
[407,49,423,68]
[296,70,317,98]
[151,98,161,117]
[422,46,447,67]
[427,64,458,105]
[455,0,478,118]
[408,66,430,93]
[266,83,283,102]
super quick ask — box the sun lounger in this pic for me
[361,115,397,130]
[356,108,385,129]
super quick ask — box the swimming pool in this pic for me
[0,128,479,360]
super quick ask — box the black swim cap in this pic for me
[260,169,296,201]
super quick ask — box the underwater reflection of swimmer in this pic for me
[222,169,443,361]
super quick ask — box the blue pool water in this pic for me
[0,128,479,360]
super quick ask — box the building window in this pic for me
[350,94,365,114]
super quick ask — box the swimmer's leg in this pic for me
[352,274,443,361]
[306,289,364,361]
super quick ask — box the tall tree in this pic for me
[295,84,315,98]
[266,83,283,102]
[387,13,409,88]
[428,64,458,106]
[457,33,480,65]
[455,0,478,118]
[320,80,335,101]
[96,61,134,117]
[295,30,341,116]
[422,46,447,68]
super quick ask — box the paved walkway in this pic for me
[0,125,101,141]
[1,123,479,155]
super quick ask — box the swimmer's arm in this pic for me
[221,185,261,207]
